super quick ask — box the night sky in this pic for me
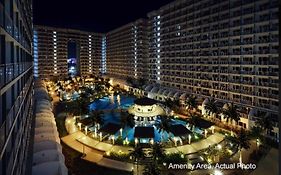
[33,0,175,33]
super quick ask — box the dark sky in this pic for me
[33,0,175,33]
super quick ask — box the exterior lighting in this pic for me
[99,132,102,141]
[77,123,81,130]
[214,169,223,175]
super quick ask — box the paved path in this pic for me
[62,112,225,172]
[62,132,134,172]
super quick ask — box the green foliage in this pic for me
[107,151,130,161]
[120,110,135,128]
[115,136,124,145]
[143,161,161,175]
[185,95,197,110]
[222,103,240,124]
[204,98,220,117]
[163,152,187,164]
[227,129,251,151]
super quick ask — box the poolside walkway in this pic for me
[62,117,224,172]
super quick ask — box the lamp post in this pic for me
[85,126,88,135]
[94,127,97,137]
[112,135,115,145]
[120,128,123,137]
[78,122,82,130]
[99,132,102,141]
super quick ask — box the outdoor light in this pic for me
[150,138,154,145]
[99,132,102,141]
[188,134,191,144]
[120,128,123,137]
[94,127,97,137]
[106,151,110,156]
[85,126,88,135]
[135,138,138,146]
[78,123,82,130]
[181,154,184,158]
[112,135,115,144]
[174,137,178,146]
[217,144,222,150]
[214,169,223,175]
[125,137,129,145]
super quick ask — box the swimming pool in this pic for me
[88,94,203,143]
[89,94,136,111]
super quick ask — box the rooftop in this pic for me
[134,97,157,106]
[134,127,154,138]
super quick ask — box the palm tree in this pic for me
[250,126,263,150]
[130,145,145,175]
[188,113,199,132]
[155,116,172,141]
[151,143,166,163]
[89,110,104,129]
[143,161,161,175]
[228,130,250,164]
[120,111,135,138]
[222,103,240,126]
[185,95,197,112]
[255,112,273,136]
[163,98,174,109]
[204,98,220,120]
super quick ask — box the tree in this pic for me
[250,126,263,150]
[255,112,273,136]
[222,103,240,126]
[150,143,166,163]
[155,116,172,141]
[120,110,135,138]
[143,161,161,175]
[227,130,250,164]
[204,98,220,120]
[129,145,145,175]
[188,113,199,131]
[89,110,104,128]
[120,111,135,128]
[68,98,89,116]
[185,95,197,112]
[163,98,174,109]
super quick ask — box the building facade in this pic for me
[34,25,103,79]
[33,0,279,138]
[0,0,34,175]
[106,19,149,80]
[146,0,279,134]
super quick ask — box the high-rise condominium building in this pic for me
[106,19,149,80]
[0,0,34,175]
[33,0,279,139]
[34,25,104,79]
[145,0,279,135]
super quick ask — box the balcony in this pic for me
[0,62,33,89]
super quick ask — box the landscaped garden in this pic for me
[46,75,276,175]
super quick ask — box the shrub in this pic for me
[163,152,187,164]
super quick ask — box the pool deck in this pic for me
[62,116,225,172]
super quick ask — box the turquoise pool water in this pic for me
[88,95,203,142]
[89,94,135,111]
